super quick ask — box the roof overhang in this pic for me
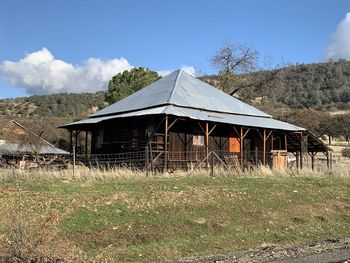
[60,105,304,132]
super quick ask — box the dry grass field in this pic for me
[0,167,349,262]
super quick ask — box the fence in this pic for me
[72,149,283,174]
[0,148,341,175]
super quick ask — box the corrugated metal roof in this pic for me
[62,105,304,131]
[0,143,69,156]
[61,69,306,132]
[91,70,271,118]
[60,106,169,128]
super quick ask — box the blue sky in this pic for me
[0,0,349,98]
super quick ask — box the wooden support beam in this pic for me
[311,154,315,171]
[263,129,266,166]
[240,127,244,168]
[75,131,78,153]
[154,117,166,134]
[205,122,209,168]
[257,129,263,140]
[85,131,88,159]
[69,130,73,155]
[184,133,187,164]
[197,122,206,134]
[266,130,273,140]
[208,124,217,136]
[242,128,251,139]
[233,127,241,142]
[164,116,168,173]
[300,133,308,170]
[326,150,330,169]
[296,152,300,170]
[271,133,274,151]
[167,118,178,131]
[285,133,288,151]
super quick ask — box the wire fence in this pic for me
[0,149,343,175]
[71,149,326,173]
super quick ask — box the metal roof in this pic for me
[91,70,271,118]
[0,142,69,156]
[62,105,304,131]
[61,70,306,132]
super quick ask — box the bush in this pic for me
[341,148,350,158]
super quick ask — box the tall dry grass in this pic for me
[0,161,349,183]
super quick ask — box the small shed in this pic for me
[61,70,330,171]
[0,120,68,168]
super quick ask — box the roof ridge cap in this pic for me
[167,70,182,103]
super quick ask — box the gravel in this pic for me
[166,238,350,263]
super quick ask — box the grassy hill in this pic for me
[0,171,349,262]
[203,59,350,113]
[0,92,105,118]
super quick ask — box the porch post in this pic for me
[69,130,73,155]
[240,127,244,168]
[205,122,209,168]
[75,131,78,154]
[263,129,266,166]
[164,115,168,172]
[296,151,300,170]
[85,131,88,159]
[285,133,288,151]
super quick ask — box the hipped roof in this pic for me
[61,70,303,131]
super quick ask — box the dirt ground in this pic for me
[169,238,350,263]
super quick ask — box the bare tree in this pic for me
[211,42,258,94]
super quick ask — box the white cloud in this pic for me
[0,47,197,95]
[326,12,350,60]
[181,65,196,76]
[157,70,172,77]
[0,47,133,95]
[157,65,196,77]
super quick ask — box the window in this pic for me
[193,135,204,146]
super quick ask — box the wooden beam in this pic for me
[153,116,166,134]
[271,133,274,151]
[240,127,244,168]
[296,151,300,170]
[208,124,217,136]
[85,131,88,159]
[266,130,273,140]
[256,129,263,140]
[326,150,330,169]
[197,122,206,134]
[242,128,251,139]
[164,116,168,173]
[75,130,78,153]
[233,127,241,141]
[167,118,178,131]
[285,133,288,151]
[263,129,266,166]
[205,122,209,168]
[69,130,73,155]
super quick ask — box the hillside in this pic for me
[1,60,350,119]
[0,92,105,118]
[203,59,350,113]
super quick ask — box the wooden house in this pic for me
[61,70,329,171]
